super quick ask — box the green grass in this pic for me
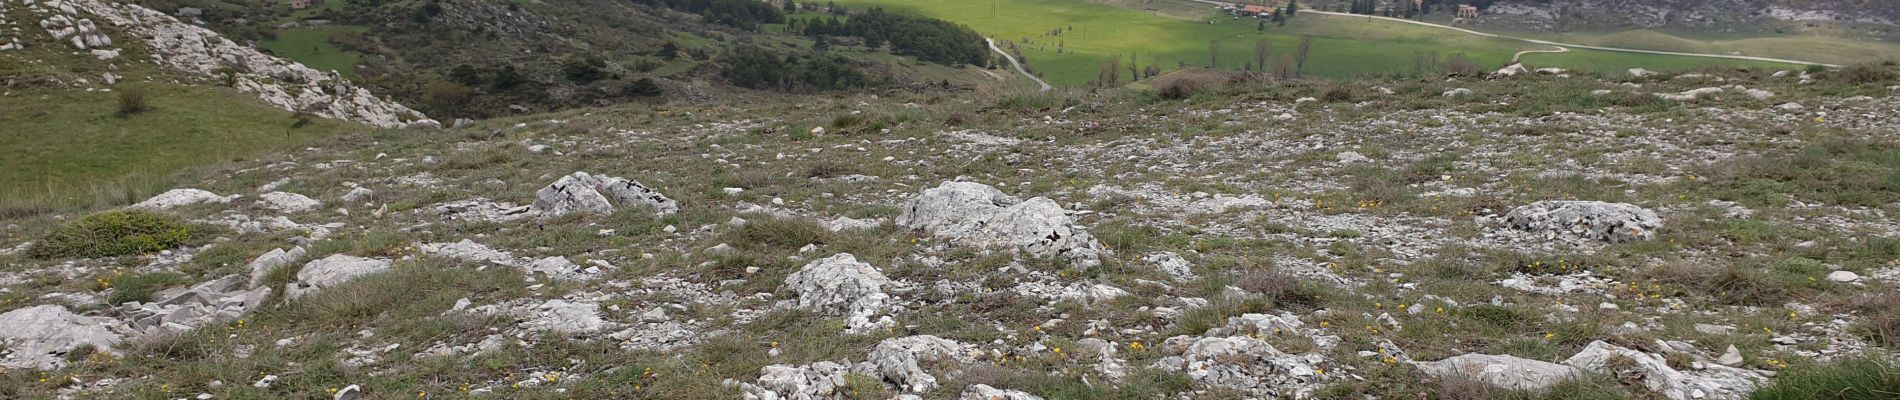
[833,0,1793,85]
[1510,29,1900,66]
[0,83,358,210]
[1749,357,1900,400]
[260,25,368,79]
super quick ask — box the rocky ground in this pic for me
[0,63,1896,399]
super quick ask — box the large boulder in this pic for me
[897,181,1106,267]
[734,361,852,400]
[861,335,971,393]
[245,247,305,287]
[0,305,124,370]
[1564,341,1769,400]
[1504,201,1662,242]
[781,253,896,333]
[1154,336,1324,397]
[129,188,237,210]
[257,191,322,213]
[285,254,391,299]
[1415,353,1580,391]
[531,172,678,216]
[118,275,271,336]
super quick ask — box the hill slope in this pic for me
[0,62,1896,398]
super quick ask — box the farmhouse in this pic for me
[1225,4,1279,18]
[1457,4,1479,18]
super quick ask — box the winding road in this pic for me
[1184,0,1841,68]
[1512,46,1569,64]
[988,38,1053,92]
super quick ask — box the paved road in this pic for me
[1183,0,1840,68]
[988,38,1052,92]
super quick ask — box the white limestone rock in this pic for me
[340,187,376,204]
[245,247,306,288]
[517,299,607,335]
[1505,201,1662,242]
[531,172,679,216]
[862,335,971,393]
[130,188,237,210]
[781,253,896,333]
[257,192,322,213]
[1154,336,1324,397]
[0,305,124,370]
[734,361,852,400]
[118,275,271,337]
[897,181,1107,268]
[1564,341,1769,400]
[1415,354,1580,391]
[286,254,391,300]
[959,384,1044,400]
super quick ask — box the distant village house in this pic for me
[1225,3,1280,19]
[1457,4,1479,19]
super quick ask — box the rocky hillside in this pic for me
[0,61,1897,399]
[1,0,433,128]
[130,0,1006,120]
[1473,0,1900,30]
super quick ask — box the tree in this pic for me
[1253,39,1271,75]
[421,81,472,117]
[783,0,796,13]
[1208,40,1220,68]
[1295,35,1314,71]
[1096,55,1122,87]
[1285,0,1298,16]
[1127,52,1140,82]
[562,57,610,84]
[659,42,680,60]
[1257,20,1265,32]
[624,78,663,97]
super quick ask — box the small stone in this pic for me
[1717,345,1743,366]
[1826,271,1860,282]
[641,307,670,323]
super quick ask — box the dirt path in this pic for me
[1512,45,1569,64]
[1182,0,1841,68]
[988,38,1052,92]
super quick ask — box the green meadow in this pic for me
[832,0,1800,85]
[260,25,368,79]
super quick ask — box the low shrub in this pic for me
[28,210,199,259]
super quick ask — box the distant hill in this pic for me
[131,0,1005,119]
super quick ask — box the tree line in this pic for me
[635,0,785,30]
[719,45,868,92]
[792,7,990,67]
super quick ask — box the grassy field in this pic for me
[260,25,368,79]
[0,84,358,210]
[833,0,1807,85]
[1508,29,1900,66]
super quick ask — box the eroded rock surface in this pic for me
[781,253,896,333]
[531,172,679,216]
[1505,200,1662,242]
[286,254,392,300]
[0,305,124,370]
[898,181,1106,267]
